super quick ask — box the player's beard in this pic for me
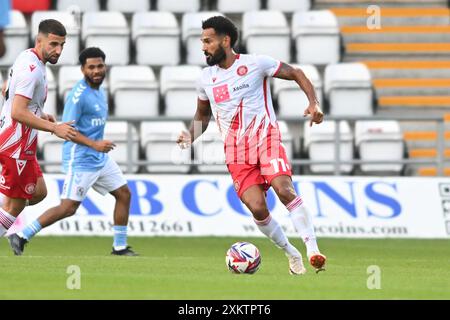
[205,46,226,66]
[86,74,105,88]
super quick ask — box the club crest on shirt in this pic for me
[237,65,248,76]
[25,183,36,195]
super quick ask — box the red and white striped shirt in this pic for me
[0,49,47,160]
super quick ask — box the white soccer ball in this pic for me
[226,241,261,274]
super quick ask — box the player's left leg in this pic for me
[270,175,326,272]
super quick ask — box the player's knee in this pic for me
[116,186,131,203]
[247,199,269,220]
[274,185,296,205]
[63,203,79,217]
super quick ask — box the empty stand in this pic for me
[267,0,311,12]
[31,11,80,65]
[242,11,291,62]
[104,121,139,173]
[12,0,50,13]
[355,120,404,174]
[273,64,323,117]
[194,122,227,173]
[140,121,191,173]
[324,63,373,116]
[58,66,84,103]
[132,11,180,66]
[38,130,63,173]
[303,120,354,174]
[216,0,261,13]
[82,12,130,65]
[109,65,159,118]
[56,0,100,12]
[0,11,28,67]
[106,0,150,13]
[182,11,223,65]
[156,0,201,13]
[160,65,202,118]
[292,10,340,65]
[44,66,57,116]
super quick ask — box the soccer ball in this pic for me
[226,242,261,274]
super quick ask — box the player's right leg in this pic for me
[239,184,306,275]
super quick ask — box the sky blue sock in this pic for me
[113,225,128,250]
[20,220,42,240]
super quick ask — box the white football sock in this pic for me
[286,196,319,256]
[254,215,300,257]
[0,207,16,237]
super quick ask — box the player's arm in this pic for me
[177,98,212,149]
[70,131,115,153]
[11,95,77,140]
[274,62,323,126]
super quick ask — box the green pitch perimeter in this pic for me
[0,237,448,299]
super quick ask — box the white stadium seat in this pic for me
[194,122,227,173]
[217,0,260,13]
[273,64,323,117]
[267,0,311,12]
[242,11,291,62]
[132,12,180,66]
[38,130,63,173]
[57,0,100,12]
[292,10,340,65]
[109,65,159,118]
[160,65,202,118]
[156,0,200,13]
[0,11,28,67]
[140,121,191,173]
[31,11,80,65]
[104,121,139,173]
[355,121,404,174]
[44,67,57,116]
[82,12,130,65]
[324,63,373,116]
[278,121,294,161]
[303,120,354,174]
[58,66,83,103]
[106,0,150,13]
[0,72,4,111]
[182,12,223,65]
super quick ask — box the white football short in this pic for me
[61,157,127,202]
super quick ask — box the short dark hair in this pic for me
[79,47,106,66]
[202,16,238,48]
[38,19,67,37]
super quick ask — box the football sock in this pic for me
[0,207,16,237]
[286,196,319,256]
[19,219,42,240]
[254,215,300,257]
[113,225,128,250]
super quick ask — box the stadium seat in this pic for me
[267,0,310,13]
[109,65,159,118]
[31,11,80,65]
[44,66,57,117]
[140,121,191,173]
[56,0,100,12]
[324,63,373,116]
[82,12,130,66]
[38,130,63,173]
[160,65,202,118]
[278,121,293,160]
[106,0,150,13]
[273,64,323,117]
[104,121,139,173]
[292,10,340,65]
[12,0,50,13]
[132,12,180,66]
[155,0,201,13]
[242,11,291,62]
[193,122,227,173]
[303,120,354,174]
[217,0,260,13]
[355,120,404,174]
[0,11,28,67]
[58,66,83,103]
[0,72,4,110]
[182,11,223,65]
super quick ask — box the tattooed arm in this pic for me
[274,62,323,126]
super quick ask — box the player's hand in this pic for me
[93,140,116,153]
[304,102,324,127]
[177,130,192,149]
[53,120,77,141]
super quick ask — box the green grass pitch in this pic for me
[0,237,449,299]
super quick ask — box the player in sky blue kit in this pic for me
[8,47,138,256]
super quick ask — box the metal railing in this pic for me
[39,114,449,176]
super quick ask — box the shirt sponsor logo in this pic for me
[91,117,106,127]
[232,83,249,92]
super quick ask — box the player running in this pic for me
[8,47,138,256]
[177,16,326,274]
[0,19,76,238]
